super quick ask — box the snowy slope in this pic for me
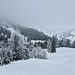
[45,30,67,37]
[0,47,75,75]
[0,19,48,40]
[46,30,75,42]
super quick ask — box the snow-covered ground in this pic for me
[31,40,45,44]
[0,47,75,75]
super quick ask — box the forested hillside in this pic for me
[0,20,48,40]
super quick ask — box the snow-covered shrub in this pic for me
[0,49,3,65]
[2,48,11,65]
[39,49,48,59]
[32,47,48,59]
[0,47,11,65]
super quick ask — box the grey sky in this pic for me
[0,0,75,32]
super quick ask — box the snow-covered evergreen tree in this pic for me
[47,38,51,53]
[61,39,66,47]
[72,40,75,48]
[66,39,71,47]
[0,49,3,65]
[12,33,20,60]
[2,48,10,65]
[51,35,57,53]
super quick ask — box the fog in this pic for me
[0,0,75,32]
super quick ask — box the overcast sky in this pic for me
[0,0,75,32]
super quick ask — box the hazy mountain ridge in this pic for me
[0,20,48,40]
[46,30,75,42]
[56,31,75,42]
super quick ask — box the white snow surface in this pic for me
[31,40,45,44]
[0,47,75,75]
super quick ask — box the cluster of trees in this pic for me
[57,38,75,48]
[0,33,30,65]
[0,25,59,66]
[34,35,57,53]
[0,31,50,66]
[0,25,50,66]
[0,26,11,41]
[12,24,48,40]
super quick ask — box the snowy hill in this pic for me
[46,30,75,42]
[0,47,75,75]
[56,31,75,41]
[0,19,48,40]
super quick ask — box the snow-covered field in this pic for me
[0,47,75,75]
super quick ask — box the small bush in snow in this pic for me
[32,47,48,59]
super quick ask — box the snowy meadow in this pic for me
[0,47,75,75]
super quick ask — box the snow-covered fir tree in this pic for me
[47,37,51,53]
[51,35,57,53]
[66,39,71,47]
[61,39,66,47]
[72,40,75,48]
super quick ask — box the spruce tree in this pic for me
[51,35,57,53]
[72,40,75,48]
[66,39,71,47]
[13,34,20,60]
